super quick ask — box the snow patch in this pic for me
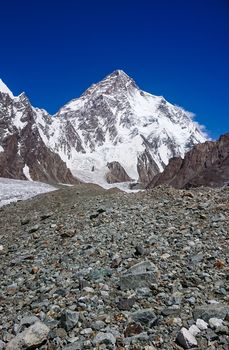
[23,164,33,181]
[0,178,57,207]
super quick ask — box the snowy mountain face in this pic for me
[0,70,207,186]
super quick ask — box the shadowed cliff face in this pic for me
[147,133,229,189]
[0,92,78,184]
[106,161,132,183]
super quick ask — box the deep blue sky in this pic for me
[1,0,228,139]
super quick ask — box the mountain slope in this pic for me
[36,70,206,185]
[147,132,229,189]
[0,88,78,184]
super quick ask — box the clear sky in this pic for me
[1,0,228,139]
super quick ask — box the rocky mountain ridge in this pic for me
[0,91,77,184]
[0,71,206,186]
[147,132,229,189]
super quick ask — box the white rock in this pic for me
[161,253,170,259]
[176,327,198,349]
[172,317,182,326]
[196,318,208,330]
[189,325,201,336]
[6,322,49,350]
[80,328,93,336]
[83,287,95,293]
[209,317,224,329]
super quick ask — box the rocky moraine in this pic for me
[0,184,228,349]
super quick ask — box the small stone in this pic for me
[176,327,198,349]
[40,212,53,220]
[204,328,218,341]
[129,308,157,326]
[0,340,5,350]
[134,245,145,256]
[117,297,135,311]
[60,310,79,331]
[83,287,95,293]
[92,320,106,331]
[93,332,116,348]
[83,340,91,349]
[161,306,180,317]
[56,327,67,338]
[29,224,40,233]
[80,328,93,336]
[61,229,75,238]
[196,318,208,330]
[124,323,143,337]
[189,325,200,337]
[31,266,39,274]
[119,261,157,290]
[209,317,224,329]
[21,218,30,225]
[110,254,122,268]
[100,290,109,297]
[161,253,170,260]
[215,325,229,335]
[63,342,83,350]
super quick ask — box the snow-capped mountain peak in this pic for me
[0,79,14,98]
[41,70,207,186]
[0,70,207,187]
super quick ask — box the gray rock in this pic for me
[129,308,157,326]
[93,332,116,348]
[91,320,106,331]
[176,327,198,349]
[60,310,79,331]
[6,322,49,350]
[209,317,224,329]
[117,297,135,311]
[63,341,83,350]
[16,315,40,334]
[127,261,156,274]
[28,224,39,233]
[161,306,180,317]
[0,340,5,350]
[119,261,157,290]
[193,304,229,322]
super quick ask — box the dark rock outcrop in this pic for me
[147,133,229,189]
[106,161,132,183]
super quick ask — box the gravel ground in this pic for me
[0,184,228,350]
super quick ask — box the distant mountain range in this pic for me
[0,70,208,187]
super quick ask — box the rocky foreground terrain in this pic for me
[0,184,228,350]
